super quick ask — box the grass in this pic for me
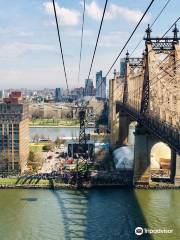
[29,143,49,153]
[0,178,49,186]
[0,178,17,185]
[29,118,79,127]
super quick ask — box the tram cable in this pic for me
[92,20,180,117]
[87,0,156,104]
[87,0,109,80]
[84,0,109,96]
[105,0,156,78]
[130,0,172,56]
[77,0,86,87]
[52,0,69,93]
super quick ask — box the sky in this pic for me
[0,0,179,90]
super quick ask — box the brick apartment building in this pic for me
[0,92,29,172]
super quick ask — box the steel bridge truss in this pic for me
[120,25,180,153]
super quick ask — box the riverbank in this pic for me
[29,125,79,128]
[29,119,80,128]
[0,178,180,190]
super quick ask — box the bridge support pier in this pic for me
[118,110,130,146]
[175,154,180,185]
[133,125,151,185]
[171,152,180,185]
[109,79,120,148]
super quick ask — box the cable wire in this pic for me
[87,0,109,80]
[130,0,172,56]
[105,0,156,78]
[93,21,180,115]
[52,0,69,93]
[77,0,86,87]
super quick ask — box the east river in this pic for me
[0,127,177,239]
[30,127,93,141]
[0,189,179,240]
[29,127,135,144]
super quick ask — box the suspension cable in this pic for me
[93,21,180,115]
[87,0,156,104]
[130,0,172,56]
[95,17,180,102]
[105,0,156,78]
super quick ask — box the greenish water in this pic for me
[0,189,179,240]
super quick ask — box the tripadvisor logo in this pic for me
[135,227,143,236]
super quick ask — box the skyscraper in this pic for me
[96,71,106,100]
[85,79,94,96]
[55,88,62,102]
[0,92,29,172]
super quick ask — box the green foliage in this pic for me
[28,151,44,172]
[29,118,79,126]
[42,144,54,152]
[28,151,36,162]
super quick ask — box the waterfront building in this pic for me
[0,92,29,172]
[96,71,106,100]
[55,88,62,102]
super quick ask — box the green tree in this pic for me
[28,151,36,162]
[55,137,61,147]
[28,151,43,172]
[42,144,54,151]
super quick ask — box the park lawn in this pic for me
[0,178,50,186]
[29,118,79,126]
[0,178,17,185]
[29,143,49,153]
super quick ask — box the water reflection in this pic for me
[0,189,179,240]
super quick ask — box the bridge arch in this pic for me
[150,142,171,181]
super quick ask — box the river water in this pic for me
[17,128,179,240]
[30,127,94,141]
[0,189,179,240]
[30,127,134,142]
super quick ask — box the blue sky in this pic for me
[0,0,179,89]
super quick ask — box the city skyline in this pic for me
[0,0,179,89]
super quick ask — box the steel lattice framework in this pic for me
[117,25,180,153]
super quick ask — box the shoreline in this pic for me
[0,183,180,190]
[29,125,79,128]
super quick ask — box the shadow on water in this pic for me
[20,197,38,202]
[50,187,154,240]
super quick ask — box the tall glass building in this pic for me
[96,71,106,100]
[55,88,62,102]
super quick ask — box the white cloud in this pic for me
[109,4,150,24]
[0,42,55,58]
[84,1,102,21]
[84,1,150,24]
[43,2,80,26]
